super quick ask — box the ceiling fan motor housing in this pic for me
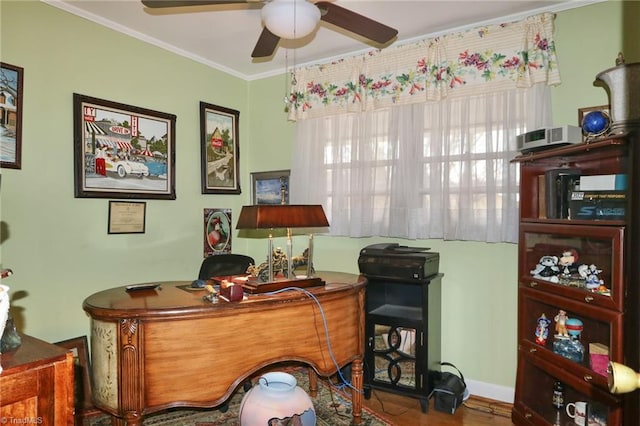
[261,0,321,40]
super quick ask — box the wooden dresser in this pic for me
[0,334,75,426]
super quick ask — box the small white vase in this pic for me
[239,371,316,426]
[0,285,10,374]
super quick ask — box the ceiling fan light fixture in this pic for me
[261,0,320,40]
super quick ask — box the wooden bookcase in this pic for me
[511,135,640,425]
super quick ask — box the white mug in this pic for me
[566,401,588,426]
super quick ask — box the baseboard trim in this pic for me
[463,395,513,418]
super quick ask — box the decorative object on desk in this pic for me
[239,371,316,426]
[200,102,241,195]
[0,284,10,373]
[73,93,176,200]
[251,169,290,205]
[553,337,585,363]
[236,204,329,292]
[204,208,232,256]
[0,62,23,170]
[85,367,392,426]
[607,361,640,394]
[535,313,552,345]
[594,62,640,134]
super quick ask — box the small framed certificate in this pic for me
[108,201,146,234]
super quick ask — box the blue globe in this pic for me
[582,110,610,136]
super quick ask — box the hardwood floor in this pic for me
[361,388,514,425]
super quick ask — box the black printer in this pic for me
[358,243,440,282]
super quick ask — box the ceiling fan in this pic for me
[141,0,398,59]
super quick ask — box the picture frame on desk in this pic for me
[55,336,95,415]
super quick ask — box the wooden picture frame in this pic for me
[203,208,232,256]
[0,62,24,169]
[200,102,241,194]
[73,93,176,199]
[251,170,290,205]
[108,201,146,234]
[55,336,94,414]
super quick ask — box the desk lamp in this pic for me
[236,204,329,290]
[608,361,640,394]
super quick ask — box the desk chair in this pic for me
[198,254,255,280]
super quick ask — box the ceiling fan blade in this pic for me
[316,1,398,44]
[142,0,248,8]
[251,27,280,58]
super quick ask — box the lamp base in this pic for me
[243,276,325,294]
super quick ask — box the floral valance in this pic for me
[287,12,560,121]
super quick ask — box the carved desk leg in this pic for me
[351,358,363,425]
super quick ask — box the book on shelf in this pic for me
[569,190,626,220]
[579,174,627,191]
[545,168,580,219]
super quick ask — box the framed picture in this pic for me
[108,201,146,234]
[578,104,610,140]
[0,62,24,169]
[55,336,94,413]
[200,102,241,194]
[204,208,232,256]
[251,169,290,205]
[73,93,176,199]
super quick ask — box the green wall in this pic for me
[1,0,636,399]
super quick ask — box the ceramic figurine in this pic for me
[554,309,570,338]
[585,264,604,290]
[535,313,552,345]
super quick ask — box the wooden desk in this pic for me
[0,334,75,426]
[83,272,366,426]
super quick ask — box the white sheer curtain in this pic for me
[290,84,551,243]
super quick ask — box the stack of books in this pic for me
[540,171,627,220]
[569,174,626,220]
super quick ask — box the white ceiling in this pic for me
[44,0,596,81]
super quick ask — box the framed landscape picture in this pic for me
[200,102,241,194]
[251,170,290,205]
[0,62,23,169]
[73,93,176,199]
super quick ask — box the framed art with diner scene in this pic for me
[73,93,176,199]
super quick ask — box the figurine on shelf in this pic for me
[554,309,570,338]
[535,313,552,345]
[585,264,604,290]
[558,249,580,278]
[530,255,560,283]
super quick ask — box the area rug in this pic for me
[85,368,394,425]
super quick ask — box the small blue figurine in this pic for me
[535,313,552,345]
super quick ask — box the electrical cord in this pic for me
[265,286,359,394]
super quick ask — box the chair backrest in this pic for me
[198,254,255,280]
